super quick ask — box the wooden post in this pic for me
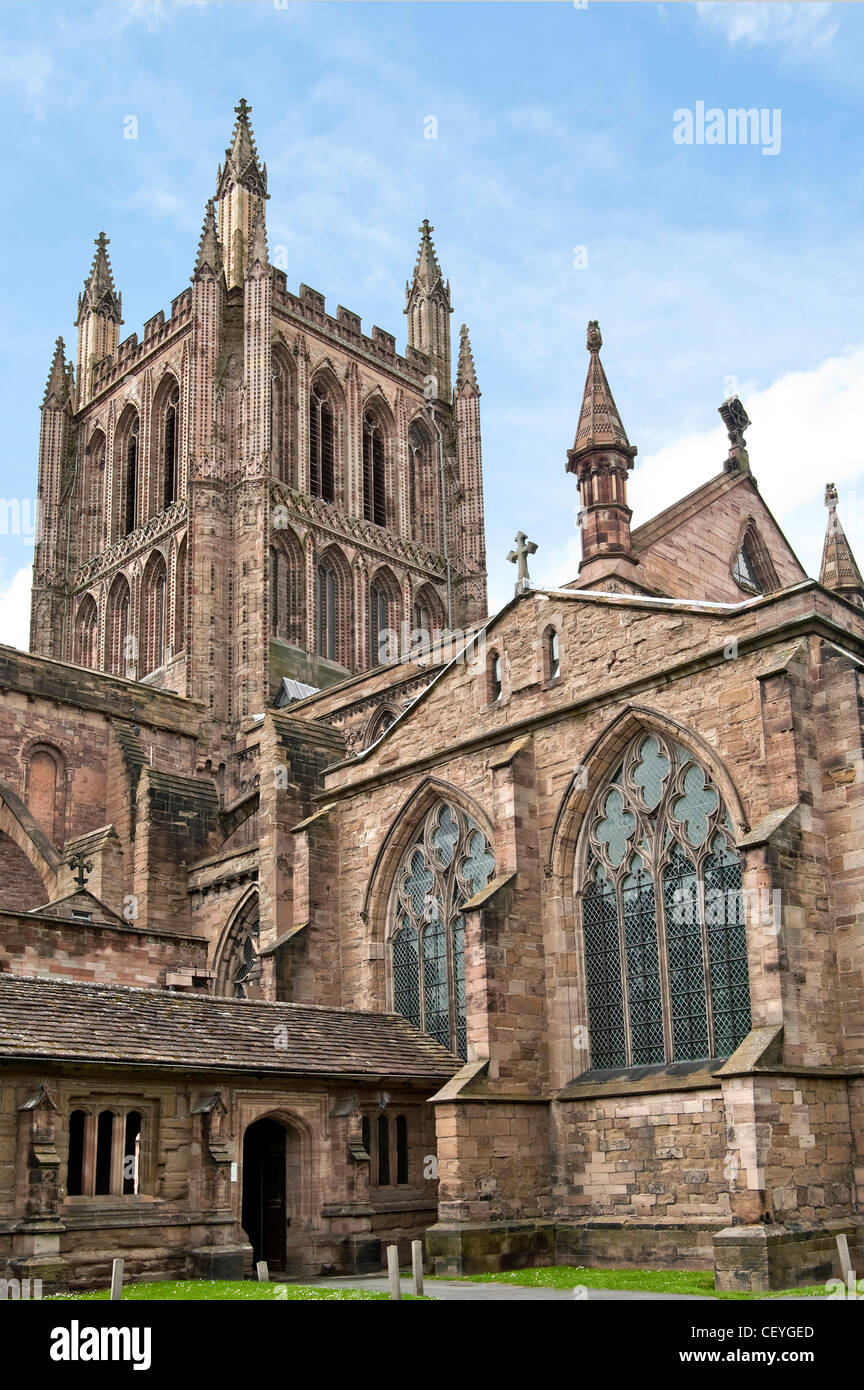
[256,1260,270,1283]
[110,1258,124,1301]
[411,1240,424,1297]
[837,1234,853,1284]
[386,1243,401,1301]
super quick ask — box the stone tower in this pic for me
[29,101,489,717]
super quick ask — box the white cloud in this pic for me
[0,45,55,120]
[0,568,32,653]
[695,2,839,52]
[542,343,864,593]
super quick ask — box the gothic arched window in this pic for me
[732,522,779,596]
[270,530,304,646]
[578,732,751,1070]
[141,553,167,675]
[362,410,387,527]
[80,431,105,561]
[271,349,295,486]
[309,379,336,503]
[369,568,400,667]
[74,594,99,670]
[121,414,140,537]
[106,575,131,678]
[408,419,438,549]
[389,801,495,1059]
[216,895,262,999]
[315,549,351,667]
[162,383,179,510]
[174,537,187,654]
[412,583,444,649]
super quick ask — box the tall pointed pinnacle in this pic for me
[455,324,479,396]
[75,233,122,409]
[408,219,447,295]
[216,99,269,291]
[820,483,864,607]
[405,218,452,401]
[567,320,633,468]
[193,199,222,278]
[217,96,268,199]
[42,337,69,408]
[75,232,122,326]
[249,201,268,268]
[567,321,639,582]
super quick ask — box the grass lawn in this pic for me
[47,1279,424,1302]
[445,1265,838,1300]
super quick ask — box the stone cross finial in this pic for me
[67,852,93,892]
[718,395,751,475]
[507,532,538,592]
[235,97,251,119]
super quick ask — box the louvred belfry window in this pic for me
[389,801,495,1059]
[362,411,387,527]
[123,416,140,536]
[163,384,179,509]
[579,733,751,1069]
[309,381,335,503]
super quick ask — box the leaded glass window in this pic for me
[578,733,751,1067]
[389,801,495,1058]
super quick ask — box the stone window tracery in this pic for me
[362,410,387,527]
[309,379,335,504]
[578,733,751,1069]
[389,801,495,1059]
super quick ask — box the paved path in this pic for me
[298,1274,714,1301]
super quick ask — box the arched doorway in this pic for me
[241,1118,288,1270]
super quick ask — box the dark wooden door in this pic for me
[241,1118,287,1270]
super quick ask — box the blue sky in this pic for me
[1,0,863,644]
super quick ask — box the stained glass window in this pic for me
[579,733,751,1067]
[389,801,495,1058]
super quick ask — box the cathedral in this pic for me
[1,100,863,1293]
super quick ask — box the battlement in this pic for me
[272,276,427,385]
[89,289,193,400]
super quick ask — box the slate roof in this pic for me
[0,975,461,1081]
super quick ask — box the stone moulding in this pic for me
[270,483,452,580]
[71,501,188,589]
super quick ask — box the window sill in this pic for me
[558,1057,725,1101]
[61,1194,157,1207]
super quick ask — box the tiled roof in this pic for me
[0,974,461,1081]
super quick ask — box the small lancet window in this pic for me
[733,536,763,593]
[396,1115,409,1185]
[489,651,503,703]
[547,628,560,680]
[377,1113,390,1185]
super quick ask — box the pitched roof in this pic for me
[0,975,461,1080]
[630,468,803,581]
